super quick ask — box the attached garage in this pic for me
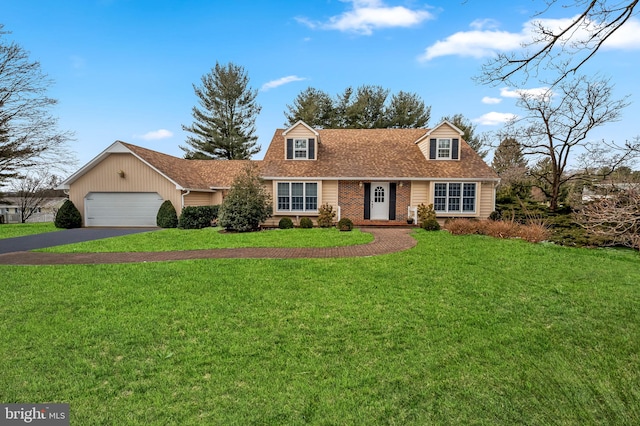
[85,192,164,227]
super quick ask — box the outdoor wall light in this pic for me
[399,182,404,187]
[117,169,126,178]
[359,181,363,187]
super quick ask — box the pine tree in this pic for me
[384,91,430,128]
[181,62,261,160]
[440,113,488,159]
[492,137,526,174]
[285,87,335,128]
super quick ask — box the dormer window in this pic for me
[428,138,459,160]
[286,137,316,160]
[294,139,308,158]
[437,139,451,159]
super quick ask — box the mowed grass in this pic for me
[39,227,374,252]
[0,222,58,239]
[1,230,639,425]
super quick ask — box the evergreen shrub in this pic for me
[279,217,294,229]
[179,205,218,229]
[54,200,82,229]
[156,200,178,228]
[299,217,313,228]
[337,217,353,231]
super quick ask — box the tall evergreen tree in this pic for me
[440,113,488,159]
[343,85,389,129]
[492,137,526,174]
[284,87,335,128]
[492,137,530,201]
[384,91,430,128]
[285,85,431,130]
[181,62,261,160]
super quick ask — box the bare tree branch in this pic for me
[477,0,639,86]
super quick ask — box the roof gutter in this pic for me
[181,190,190,210]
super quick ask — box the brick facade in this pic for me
[338,180,412,225]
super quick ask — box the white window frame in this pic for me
[437,138,452,159]
[433,182,477,213]
[277,182,319,212]
[294,138,309,159]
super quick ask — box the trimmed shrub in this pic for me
[337,217,353,231]
[54,200,82,229]
[218,165,272,232]
[156,200,178,228]
[489,210,501,221]
[417,203,440,231]
[299,217,313,228]
[179,205,218,229]
[317,203,336,228]
[279,217,294,229]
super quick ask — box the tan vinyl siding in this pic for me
[410,181,430,206]
[416,124,462,159]
[478,181,496,218]
[183,191,219,207]
[68,153,181,224]
[322,180,338,208]
[284,125,316,140]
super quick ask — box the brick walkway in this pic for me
[0,228,417,265]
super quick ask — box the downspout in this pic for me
[181,190,191,210]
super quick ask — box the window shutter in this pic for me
[286,138,293,159]
[452,138,459,160]
[364,183,371,220]
[308,138,315,160]
[389,183,396,220]
[429,138,436,159]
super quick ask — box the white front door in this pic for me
[370,182,389,220]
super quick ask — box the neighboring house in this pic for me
[57,120,499,227]
[582,182,640,202]
[0,197,67,224]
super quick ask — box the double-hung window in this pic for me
[437,139,451,159]
[294,139,308,159]
[434,182,476,213]
[277,182,318,212]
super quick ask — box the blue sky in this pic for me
[4,0,640,170]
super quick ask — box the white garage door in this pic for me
[85,192,164,227]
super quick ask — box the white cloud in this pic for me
[418,15,640,62]
[137,129,173,141]
[419,28,526,61]
[298,0,433,35]
[500,86,551,100]
[261,75,306,92]
[474,112,517,126]
[603,18,640,50]
[482,96,502,105]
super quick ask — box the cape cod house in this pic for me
[57,120,499,227]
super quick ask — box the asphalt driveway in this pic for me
[0,228,159,255]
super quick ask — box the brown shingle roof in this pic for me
[119,127,497,191]
[121,142,254,189]
[261,128,498,180]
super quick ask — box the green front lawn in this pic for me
[0,222,58,239]
[39,227,374,252]
[1,231,639,424]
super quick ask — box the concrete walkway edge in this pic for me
[0,228,417,265]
